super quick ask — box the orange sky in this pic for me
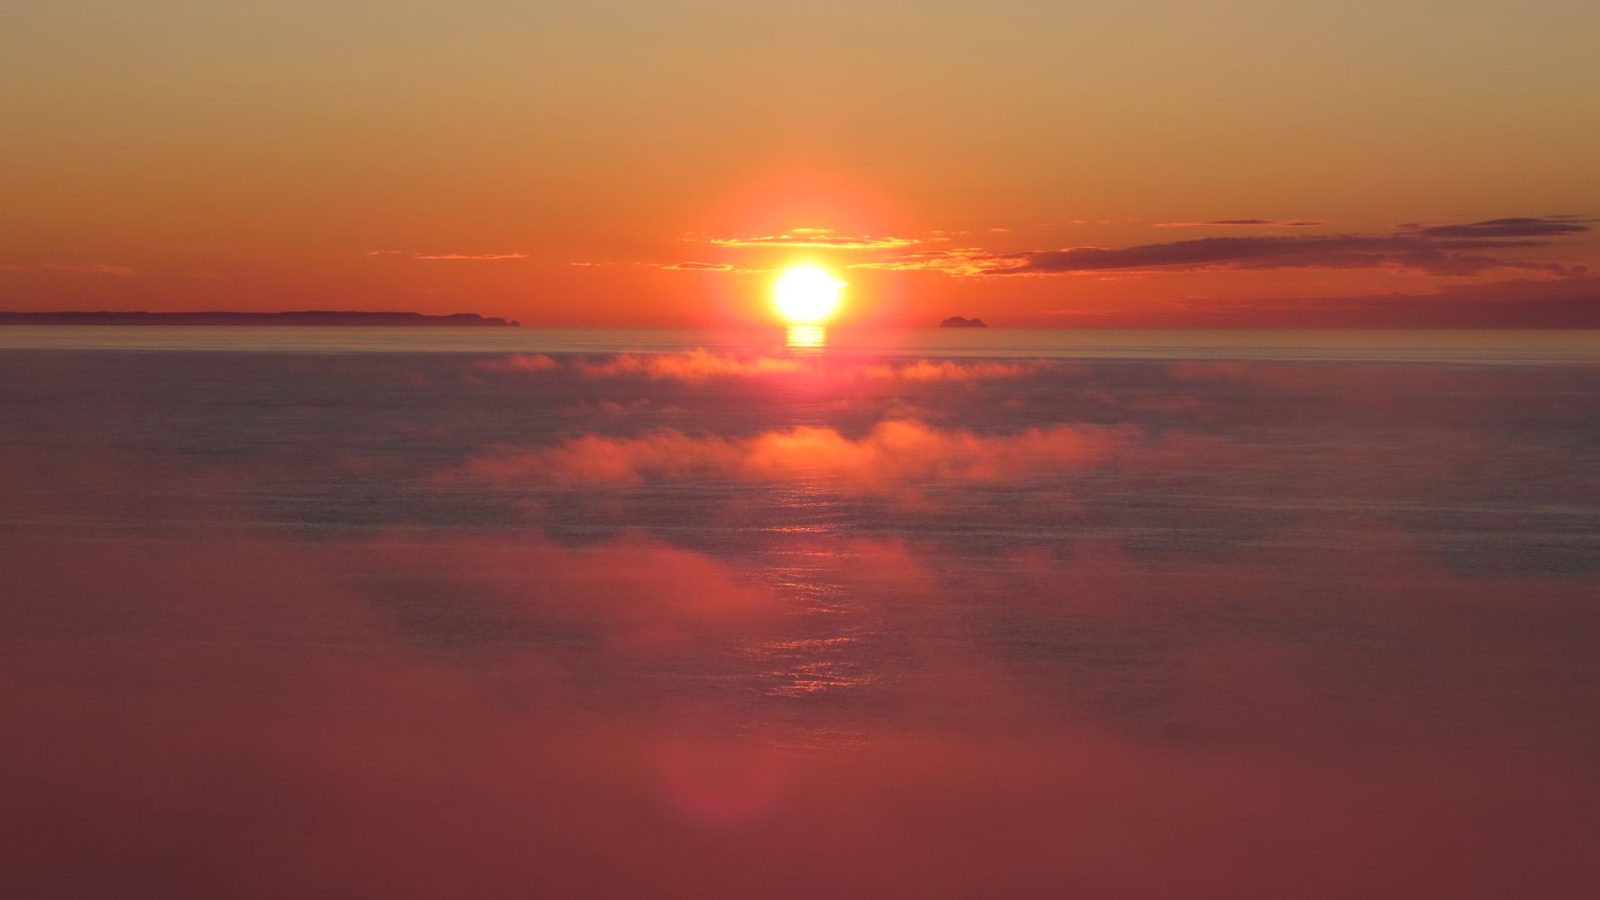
[4,1,1599,326]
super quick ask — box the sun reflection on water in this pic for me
[785,325,826,350]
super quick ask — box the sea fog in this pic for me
[2,334,1597,898]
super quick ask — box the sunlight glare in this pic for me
[773,265,845,324]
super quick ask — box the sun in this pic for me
[772,264,845,324]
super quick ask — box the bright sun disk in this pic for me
[772,265,845,324]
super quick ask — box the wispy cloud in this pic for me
[367,250,528,261]
[1154,219,1325,228]
[856,216,1593,278]
[413,252,529,261]
[701,227,922,250]
[664,261,734,271]
[0,262,137,277]
[1403,216,1595,239]
[849,248,1008,277]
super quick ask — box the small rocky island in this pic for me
[939,316,988,328]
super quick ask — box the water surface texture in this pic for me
[4,325,1600,363]
[2,330,1597,898]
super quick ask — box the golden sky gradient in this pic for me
[4,1,1599,325]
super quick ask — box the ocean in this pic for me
[2,328,1597,898]
[4,325,1600,362]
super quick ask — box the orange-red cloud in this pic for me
[367,250,529,261]
[413,252,529,261]
[703,227,922,250]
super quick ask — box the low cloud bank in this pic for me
[451,419,1139,490]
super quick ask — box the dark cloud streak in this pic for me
[867,216,1592,279]
[1408,217,1593,239]
[1154,219,1326,228]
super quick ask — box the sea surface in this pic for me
[4,324,1600,362]
[2,328,1597,898]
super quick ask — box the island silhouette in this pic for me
[0,311,520,326]
[939,316,987,328]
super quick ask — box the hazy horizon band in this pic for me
[2,326,1599,364]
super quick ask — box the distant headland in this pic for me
[0,311,520,327]
[939,316,988,328]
